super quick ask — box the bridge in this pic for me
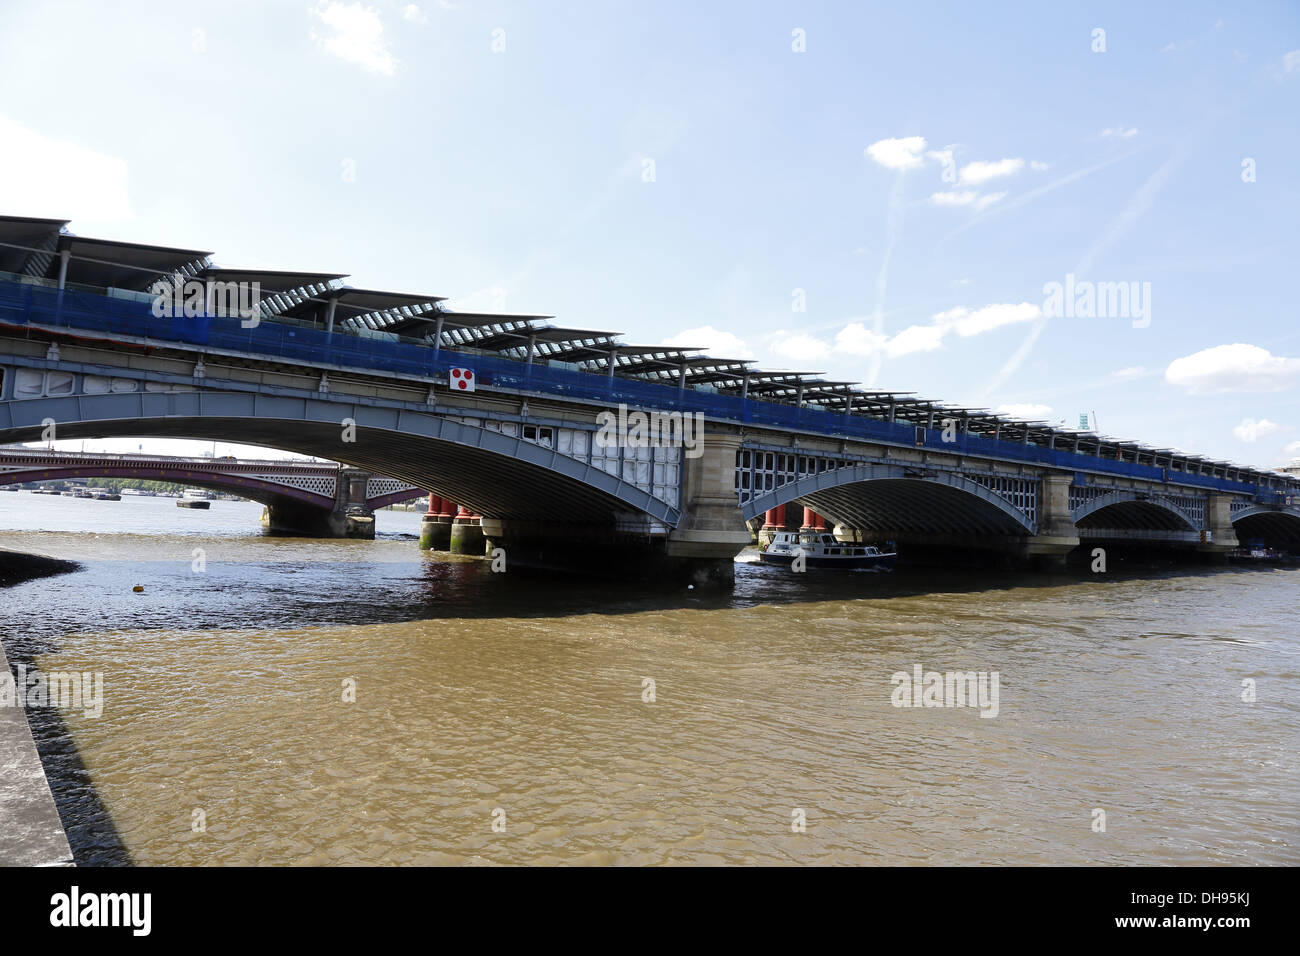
[0,448,426,537]
[1,214,1298,584]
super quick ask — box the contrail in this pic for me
[945,150,1139,243]
[867,171,907,385]
[983,145,1187,396]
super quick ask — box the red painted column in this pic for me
[801,506,816,530]
[762,504,786,529]
[814,512,828,531]
[425,493,438,515]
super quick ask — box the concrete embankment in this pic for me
[1,547,78,865]
[0,637,75,866]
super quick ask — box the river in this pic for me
[1,490,1296,865]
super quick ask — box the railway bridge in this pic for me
[0,448,425,537]
[2,215,1297,583]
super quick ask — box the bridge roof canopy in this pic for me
[608,347,707,376]
[515,327,626,360]
[430,310,555,329]
[531,334,626,363]
[280,287,447,329]
[46,233,214,291]
[0,215,70,275]
[198,268,348,293]
[629,355,756,382]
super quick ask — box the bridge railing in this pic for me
[0,277,1288,498]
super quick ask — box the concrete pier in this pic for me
[418,495,455,551]
[449,506,486,555]
[0,638,74,866]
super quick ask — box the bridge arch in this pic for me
[0,463,335,508]
[1072,492,1199,532]
[0,388,680,527]
[742,464,1037,535]
[1231,506,1300,548]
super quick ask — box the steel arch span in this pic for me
[1072,492,1201,532]
[741,464,1037,536]
[1231,506,1300,545]
[0,390,680,528]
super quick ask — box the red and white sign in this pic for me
[449,367,475,392]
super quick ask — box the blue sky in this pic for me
[2,0,1299,466]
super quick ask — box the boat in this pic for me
[177,488,213,510]
[88,488,121,501]
[759,530,896,571]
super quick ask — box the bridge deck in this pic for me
[1,276,1297,502]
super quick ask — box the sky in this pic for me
[1,0,1299,467]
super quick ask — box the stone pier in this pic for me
[260,466,376,538]
[664,430,753,586]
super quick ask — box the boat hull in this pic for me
[176,500,211,509]
[759,551,895,571]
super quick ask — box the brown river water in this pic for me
[1,492,1297,865]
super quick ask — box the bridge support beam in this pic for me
[418,495,455,551]
[1198,493,1240,559]
[1023,474,1080,567]
[449,506,486,555]
[259,466,375,539]
[759,504,787,547]
[664,430,753,586]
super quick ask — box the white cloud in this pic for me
[930,189,1006,211]
[864,136,927,170]
[1284,50,1300,73]
[958,158,1024,185]
[886,323,946,357]
[312,1,398,75]
[1233,418,1290,442]
[1109,365,1148,381]
[1165,344,1300,394]
[826,300,1043,362]
[936,301,1040,337]
[661,325,753,359]
[770,332,831,361]
[925,146,955,168]
[0,116,132,221]
[1030,161,1050,172]
[834,323,888,356]
[402,4,428,23]
[1100,126,1140,140]
[930,190,979,206]
[996,403,1052,419]
[1284,440,1300,454]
